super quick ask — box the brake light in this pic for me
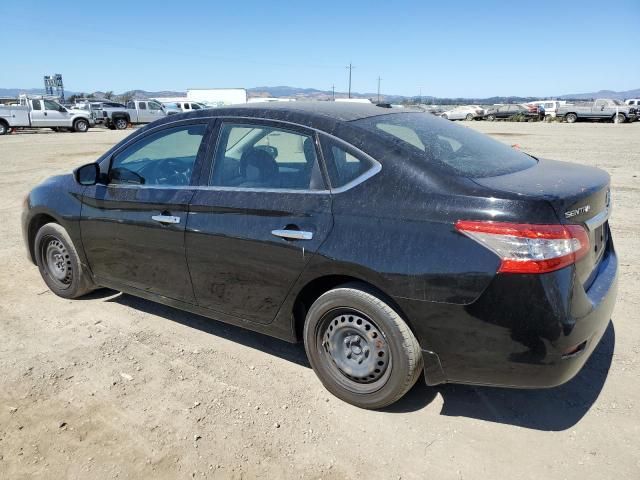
[455,220,590,274]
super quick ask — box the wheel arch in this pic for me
[291,274,411,342]
[27,213,60,264]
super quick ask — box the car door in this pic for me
[43,99,69,126]
[185,120,333,324]
[29,99,47,126]
[80,120,213,302]
[148,101,166,121]
[136,101,151,122]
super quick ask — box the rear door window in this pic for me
[210,123,324,190]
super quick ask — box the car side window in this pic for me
[126,101,134,109]
[139,102,147,110]
[320,137,376,189]
[210,123,323,190]
[192,103,201,110]
[32,100,42,110]
[148,101,162,111]
[44,100,60,110]
[109,124,207,186]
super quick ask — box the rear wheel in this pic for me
[114,118,128,130]
[0,122,7,135]
[613,113,626,123]
[303,284,423,409]
[565,113,578,123]
[73,119,89,132]
[34,223,95,299]
[486,114,495,121]
[465,113,474,121]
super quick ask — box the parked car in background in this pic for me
[162,101,207,115]
[557,99,637,123]
[0,95,93,135]
[104,100,167,130]
[485,104,537,121]
[21,103,617,409]
[440,105,484,121]
[625,99,640,108]
[527,100,565,118]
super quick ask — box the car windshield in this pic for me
[353,112,537,178]
[611,99,624,106]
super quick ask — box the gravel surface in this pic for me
[1,121,639,479]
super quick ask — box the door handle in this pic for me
[152,215,181,224]
[271,229,313,241]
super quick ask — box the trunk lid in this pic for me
[473,158,611,286]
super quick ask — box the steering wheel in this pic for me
[145,159,191,186]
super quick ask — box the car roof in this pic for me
[168,101,407,123]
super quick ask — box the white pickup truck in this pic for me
[103,100,167,130]
[0,96,94,135]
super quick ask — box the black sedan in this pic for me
[22,103,617,409]
[485,104,538,121]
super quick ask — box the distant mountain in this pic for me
[558,88,640,100]
[3,86,638,103]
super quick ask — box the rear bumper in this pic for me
[398,241,618,388]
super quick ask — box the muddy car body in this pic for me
[22,103,617,408]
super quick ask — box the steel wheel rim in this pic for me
[317,308,392,394]
[77,121,88,132]
[42,236,72,289]
[116,119,127,129]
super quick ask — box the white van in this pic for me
[625,99,640,107]
[527,100,566,118]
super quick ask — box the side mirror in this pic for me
[74,163,100,186]
[59,106,67,112]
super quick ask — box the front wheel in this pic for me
[565,113,578,123]
[486,114,495,121]
[303,284,423,409]
[441,114,448,120]
[73,119,89,132]
[0,122,7,135]
[465,113,474,121]
[34,223,95,299]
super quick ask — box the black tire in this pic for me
[73,119,89,133]
[114,118,128,130]
[613,113,626,124]
[486,114,495,121]
[441,114,448,120]
[303,284,423,409]
[34,223,95,299]
[465,113,474,121]
[565,113,578,124]
[0,121,7,135]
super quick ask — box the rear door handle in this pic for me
[152,215,181,224]
[271,229,313,241]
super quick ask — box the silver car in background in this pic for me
[440,105,485,120]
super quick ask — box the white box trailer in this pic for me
[186,88,247,107]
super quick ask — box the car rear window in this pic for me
[353,113,537,178]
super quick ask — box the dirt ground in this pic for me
[1,121,639,479]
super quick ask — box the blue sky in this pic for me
[1,0,638,97]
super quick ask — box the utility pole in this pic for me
[377,76,381,103]
[419,87,422,105]
[331,84,335,100]
[346,63,354,98]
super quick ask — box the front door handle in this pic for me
[152,214,181,224]
[271,229,313,241]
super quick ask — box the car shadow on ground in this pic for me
[104,291,310,368]
[101,290,614,432]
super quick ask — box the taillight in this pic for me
[455,220,590,274]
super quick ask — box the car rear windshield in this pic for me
[353,112,537,178]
